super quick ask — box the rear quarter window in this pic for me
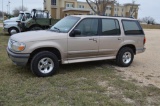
[122,20,144,35]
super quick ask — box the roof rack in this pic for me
[100,15,135,19]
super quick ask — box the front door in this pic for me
[68,18,99,60]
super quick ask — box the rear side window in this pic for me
[101,19,120,36]
[122,20,144,35]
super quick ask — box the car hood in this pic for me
[10,30,67,42]
[4,17,18,23]
[4,21,18,25]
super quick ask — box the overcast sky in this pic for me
[1,0,160,23]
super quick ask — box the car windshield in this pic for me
[18,13,24,20]
[50,16,80,33]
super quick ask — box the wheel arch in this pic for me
[118,44,136,55]
[28,47,62,64]
[8,27,20,32]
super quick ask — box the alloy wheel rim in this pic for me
[38,57,54,74]
[122,52,132,64]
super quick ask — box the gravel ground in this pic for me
[115,29,160,88]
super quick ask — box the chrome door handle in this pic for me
[118,38,122,40]
[89,38,94,40]
[93,39,97,43]
[89,38,97,43]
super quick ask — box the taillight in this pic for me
[144,37,146,45]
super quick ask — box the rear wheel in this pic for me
[116,47,134,67]
[31,51,59,77]
[30,26,43,31]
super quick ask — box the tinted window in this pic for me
[75,18,98,36]
[102,19,120,35]
[122,20,144,35]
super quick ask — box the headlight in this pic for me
[3,23,8,26]
[8,39,26,52]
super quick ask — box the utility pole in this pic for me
[8,1,10,15]
[22,0,23,11]
[7,5,8,14]
[2,0,4,20]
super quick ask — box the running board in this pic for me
[63,56,116,64]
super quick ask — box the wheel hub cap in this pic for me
[122,52,132,64]
[38,58,54,74]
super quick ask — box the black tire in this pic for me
[30,26,43,31]
[8,27,19,35]
[116,47,134,67]
[31,51,59,77]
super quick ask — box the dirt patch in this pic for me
[115,29,160,88]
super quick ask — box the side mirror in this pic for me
[16,20,21,25]
[16,20,21,23]
[70,29,81,37]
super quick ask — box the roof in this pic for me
[63,8,91,12]
[123,3,140,6]
[19,11,30,14]
[70,15,137,20]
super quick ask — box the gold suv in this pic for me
[7,15,146,77]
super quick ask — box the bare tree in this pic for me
[0,11,9,18]
[129,0,139,17]
[12,6,28,16]
[35,8,43,10]
[140,16,156,24]
[0,11,2,17]
[86,0,117,15]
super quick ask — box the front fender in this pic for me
[24,39,68,61]
[4,24,21,32]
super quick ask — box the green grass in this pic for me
[0,28,160,106]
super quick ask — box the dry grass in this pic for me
[141,24,160,29]
[0,28,160,106]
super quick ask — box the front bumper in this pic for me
[136,48,146,54]
[7,48,30,66]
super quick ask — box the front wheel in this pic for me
[31,51,59,77]
[8,28,19,35]
[116,47,134,67]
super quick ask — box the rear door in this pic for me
[98,18,123,57]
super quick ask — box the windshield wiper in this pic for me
[54,27,60,32]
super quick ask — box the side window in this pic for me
[75,18,98,36]
[102,19,120,36]
[122,20,144,35]
[26,14,31,20]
